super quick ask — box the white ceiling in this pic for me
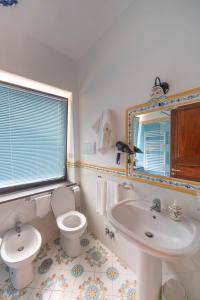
[0,0,134,60]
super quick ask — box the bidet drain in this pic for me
[17,246,24,252]
[145,232,154,238]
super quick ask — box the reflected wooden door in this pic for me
[171,102,200,181]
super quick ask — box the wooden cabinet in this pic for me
[171,102,200,181]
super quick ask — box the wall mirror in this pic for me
[127,88,200,194]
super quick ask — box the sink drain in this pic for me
[17,246,24,252]
[145,232,154,238]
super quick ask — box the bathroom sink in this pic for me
[108,199,200,300]
[108,199,200,260]
[1,224,42,268]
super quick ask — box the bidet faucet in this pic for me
[15,221,22,234]
[150,198,161,213]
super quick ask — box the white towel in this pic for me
[96,177,107,215]
[106,180,119,213]
[32,193,51,218]
[92,109,116,154]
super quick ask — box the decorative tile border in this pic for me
[67,161,126,177]
[128,90,200,115]
[67,161,200,194]
[127,168,200,193]
[126,87,200,194]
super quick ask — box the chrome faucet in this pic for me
[150,198,161,213]
[15,221,22,234]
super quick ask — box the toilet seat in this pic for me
[57,210,87,233]
[162,279,186,300]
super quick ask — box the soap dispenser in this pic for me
[168,200,183,221]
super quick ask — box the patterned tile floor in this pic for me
[0,232,137,300]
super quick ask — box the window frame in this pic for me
[0,80,68,195]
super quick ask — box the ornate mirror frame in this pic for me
[126,87,200,194]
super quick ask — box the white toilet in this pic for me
[162,279,187,300]
[51,186,87,257]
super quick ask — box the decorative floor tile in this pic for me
[97,242,114,258]
[30,288,52,300]
[69,292,80,300]
[79,255,96,272]
[112,255,131,274]
[47,238,62,256]
[49,290,72,300]
[80,232,98,254]
[71,264,85,278]
[54,248,75,265]
[38,258,53,275]
[113,274,136,298]
[0,278,33,300]
[118,279,137,300]
[80,237,90,248]
[78,276,107,300]
[95,255,113,273]
[106,267,119,281]
[55,254,82,271]
[85,246,109,268]
[94,272,112,296]
[53,269,75,292]
[0,232,137,299]
[0,264,9,283]
[34,243,51,263]
[29,268,55,289]
[35,273,58,291]
[73,271,95,293]
[89,232,98,241]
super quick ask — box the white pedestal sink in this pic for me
[108,199,200,300]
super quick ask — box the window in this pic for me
[0,82,68,193]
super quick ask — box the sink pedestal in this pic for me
[9,264,34,289]
[137,251,162,300]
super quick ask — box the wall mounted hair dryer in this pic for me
[115,141,143,165]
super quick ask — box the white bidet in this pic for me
[1,224,42,289]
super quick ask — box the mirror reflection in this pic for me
[133,110,171,176]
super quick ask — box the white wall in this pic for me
[0,24,79,165]
[78,0,200,298]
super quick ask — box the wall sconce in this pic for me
[150,77,169,104]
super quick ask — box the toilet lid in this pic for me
[162,279,186,300]
[51,187,75,218]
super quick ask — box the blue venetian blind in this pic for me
[0,83,67,191]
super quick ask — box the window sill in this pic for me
[0,181,74,204]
